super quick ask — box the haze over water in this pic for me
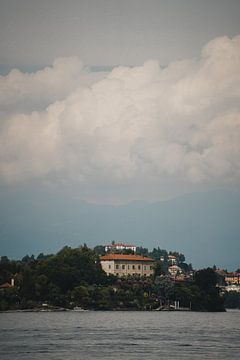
[0,311,239,360]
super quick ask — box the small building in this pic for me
[224,284,240,292]
[225,272,240,285]
[168,265,182,277]
[100,254,154,277]
[104,243,137,253]
[168,255,177,265]
[0,278,14,293]
[0,282,13,290]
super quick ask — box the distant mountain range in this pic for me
[0,189,239,270]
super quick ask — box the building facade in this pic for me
[225,272,240,285]
[100,254,154,277]
[104,243,137,253]
[168,255,177,265]
[168,265,182,277]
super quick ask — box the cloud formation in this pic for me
[0,36,240,194]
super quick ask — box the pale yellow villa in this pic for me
[100,253,155,277]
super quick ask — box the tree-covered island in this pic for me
[0,244,231,312]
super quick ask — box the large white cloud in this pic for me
[0,57,106,113]
[0,35,240,194]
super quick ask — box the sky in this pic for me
[1,0,240,68]
[0,1,240,264]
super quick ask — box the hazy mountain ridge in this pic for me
[0,190,239,270]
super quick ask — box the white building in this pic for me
[225,285,240,292]
[168,255,177,265]
[104,243,137,253]
[168,265,182,276]
[100,254,154,277]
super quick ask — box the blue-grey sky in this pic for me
[0,0,240,266]
[1,0,240,68]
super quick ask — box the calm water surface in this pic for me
[0,310,239,360]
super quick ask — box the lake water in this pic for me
[0,310,239,360]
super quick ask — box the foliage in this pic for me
[223,291,240,309]
[192,268,225,311]
[149,247,168,261]
[93,245,106,256]
[169,251,185,264]
[136,247,149,257]
[0,249,225,312]
[153,261,165,278]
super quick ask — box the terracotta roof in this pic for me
[100,254,154,262]
[0,282,12,289]
[225,273,240,277]
[215,269,227,276]
[105,243,136,247]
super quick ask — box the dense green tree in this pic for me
[71,285,91,308]
[37,253,53,260]
[153,261,165,278]
[193,268,225,311]
[0,247,226,312]
[21,255,35,263]
[155,275,174,300]
[194,268,217,290]
[149,247,168,261]
[224,291,240,309]
[0,256,10,265]
[179,262,192,273]
[0,287,20,310]
[136,247,149,256]
[93,245,106,255]
[169,251,185,264]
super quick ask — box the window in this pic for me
[116,264,119,270]
[127,265,130,270]
[144,266,146,271]
[132,265,135,270]
[109,265,111,269]
[122,265,125,270]
[150,266,153,270]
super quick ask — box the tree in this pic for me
[153,261,165,278]
[169,251,185,264]
[193,268,225,311]
[71,285,91,308]
[224,291,240,309]
[37,253,53,260]
[122,249,134,255]
[94,245,106,255]
[21,255,35,263]
[0,256,10,265]
[194,268,217,291]
[155,275,174,301]
[136,247,149,256]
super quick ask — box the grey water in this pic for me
[0,310,239,360]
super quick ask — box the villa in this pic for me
[100,253,154,277]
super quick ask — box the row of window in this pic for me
[115,273,149,277]
[108,264,153,271]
